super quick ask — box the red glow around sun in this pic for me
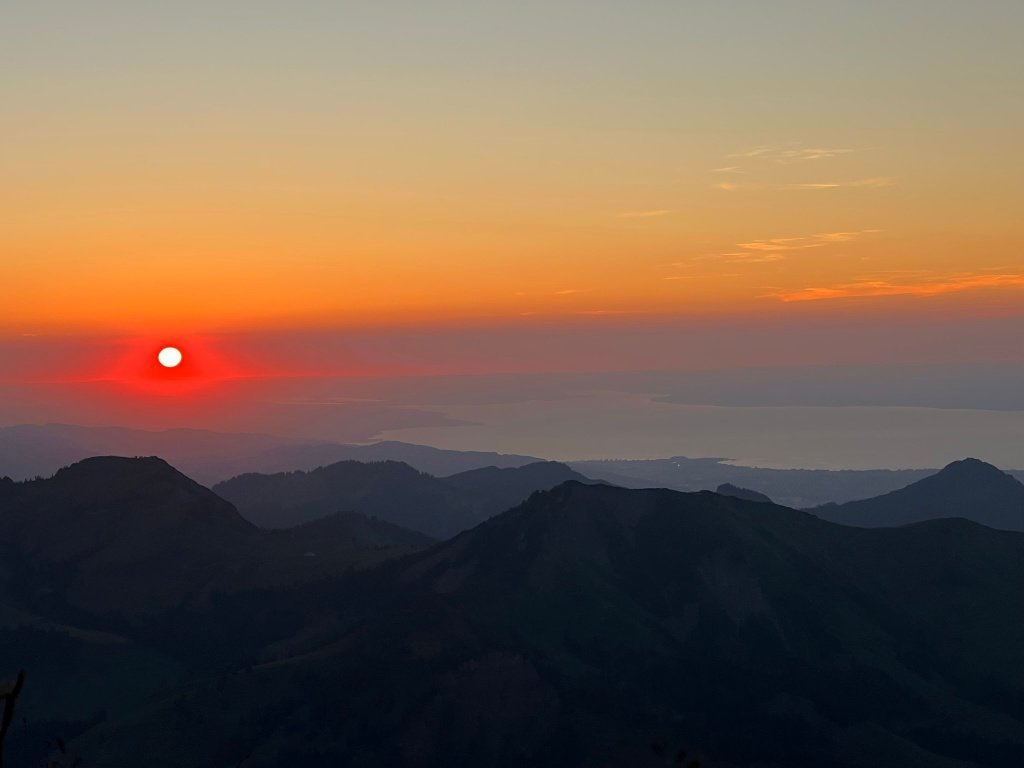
[100,337,248,395]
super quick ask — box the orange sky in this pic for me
[2,2,1023,339]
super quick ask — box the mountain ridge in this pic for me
[214,459,595,538]
[0,423,543,485]
[810,457,1024,531]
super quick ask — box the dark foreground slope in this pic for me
[214,459,593,537]
[75,482,1024,768]
[811,458,1024,531]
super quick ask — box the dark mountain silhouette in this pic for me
[810,458,1024,531]
[0,456,253,614]
[318,440,543,477]
[439,460,599,513]
[70,482,1024,768]
[10,423,1024,510]
[572,456,946,508]
[214,459,592,538]
[0,424,541,486]
[0,457,432,616]
[715,482,772,503]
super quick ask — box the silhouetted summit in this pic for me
[0,456,253,613]
[810,457,1024,531]
[715,482,772,503]
[939,456,1014,482]
[7,455,252,545]
[39,455,249,526]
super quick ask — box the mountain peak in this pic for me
[14,455,252,538]
[936,457,1009,480]
[39,455,225,503]
[0,455,255,613]
[51,454,176,479]
[812,457,1024,531]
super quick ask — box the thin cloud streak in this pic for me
[736,230,878,254]
[616,209,672,218]
[662,231,879,276]
[726,146,854,162]
[773,273,1024,303]
[789,177,895,190]
[715,179,895,192]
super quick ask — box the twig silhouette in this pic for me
[0,669,26,768]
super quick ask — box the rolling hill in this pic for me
[810,458,1024,531]
[214,459,593,538]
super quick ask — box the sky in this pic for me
[2,1,1023,467]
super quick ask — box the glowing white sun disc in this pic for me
[158,346,183,368]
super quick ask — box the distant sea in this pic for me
[378,392,1024,470]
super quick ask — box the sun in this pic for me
[157,346,183,368]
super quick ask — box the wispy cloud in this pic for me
[727,146,774,159]
[788,177,895,190]
[728,252,787,264]
[738,239,827,253]
[737,230,878,254]
[727,146,854,162]
[715,178,894,192]
[572,309,648,316]
[772,273,1024,303]
[661,231,879,279]
[616,209,672,219]
[778,147,854,161]
[714,145,893,194]
[555,288,586,295]
[714,181,751,192]
[816,229,881,241]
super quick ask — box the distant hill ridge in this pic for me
[810,457,1024,531]
[7,423,1024,508]
[0,423,543,485]
[716,482,773,503]
[214,458,595,538]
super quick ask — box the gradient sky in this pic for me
[3,1,1024,465]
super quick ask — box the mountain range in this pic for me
[3,454,1024,766]
[214,459,594,537]
[0,424,541,486]
[7,423,1024,509]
